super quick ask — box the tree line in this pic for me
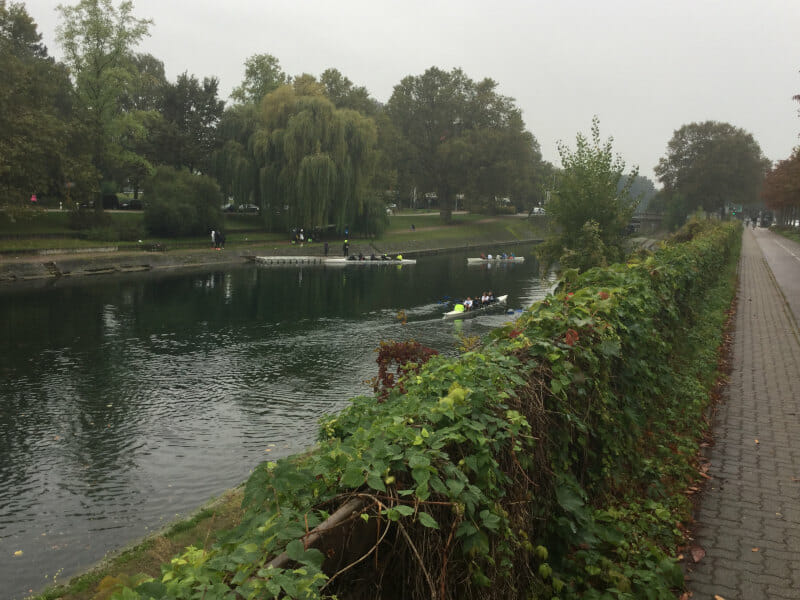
[761,87,800,226]
[1,0,784,247]
[0,0,550,238]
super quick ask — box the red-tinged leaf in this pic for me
[564,328,579,346]
[690,545,706,563]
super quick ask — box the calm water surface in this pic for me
[0,246,554,599]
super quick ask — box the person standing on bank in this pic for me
[343,239,349,257]
[324,241,329,256]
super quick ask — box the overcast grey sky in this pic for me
[21,0,800,183]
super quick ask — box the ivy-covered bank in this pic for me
[110,221,740,600]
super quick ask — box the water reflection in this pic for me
[0,247,554,599]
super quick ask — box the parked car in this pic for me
[120,199,143,210]
[238,204,260,214]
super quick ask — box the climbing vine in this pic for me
[108,220,740,600]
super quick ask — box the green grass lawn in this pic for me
[773,225,800,245]
[0,208,547,254]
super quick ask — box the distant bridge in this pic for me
[631,213,663,234]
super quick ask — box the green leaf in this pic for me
[429,476,447,494]
[285,539,306,562]
[446,478,465,497]
[599,339,621,357]
[394,504,414,516]
[412,467,430,486]
[480,511,502,532]
[407,453,430,469]
[555,484,585,514]
[366,471,386,492]
[417,511,439,529]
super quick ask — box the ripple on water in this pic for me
[0,249,552,599]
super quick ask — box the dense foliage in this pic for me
[0,1,88,206]
[212,84,383,235]
[57,0,153,205]
[107,221,740,599]
[386,67,545,222]
[762,148,800,227]
[142,166,222,237]
[539,117,639,272]
[654,121,770,222]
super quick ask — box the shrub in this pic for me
[143,167,223,237]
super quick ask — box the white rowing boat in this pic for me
[323,257,416,266]
[467,257,525,264]
[256,256,416,265]
[442,295,509,320]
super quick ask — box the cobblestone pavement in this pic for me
[685,228,800,599]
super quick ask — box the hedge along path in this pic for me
[109,221,741,600]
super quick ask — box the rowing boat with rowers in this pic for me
[324,257,417,266]
[255,256,416,266]
[466,257,525,264]
[442,295,509,320]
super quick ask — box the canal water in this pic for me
[0,246,554,599]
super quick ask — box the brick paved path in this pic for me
[685,228,800,599]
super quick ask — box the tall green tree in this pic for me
[119,52,166,111]
[211,102,260,206]
[762,150,800,226]
[386,67,541,222]
[156,72,224,173]
[213,83,381,234]
[230,53,288,104]
[320,68,377,115]
[540,116,639,271]
[114,52,166,198]
[1,1,73,206]
[56,0,152,206]
[654,121,770,217]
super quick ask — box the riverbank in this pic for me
[32,489,245,600]
[18,220,664,598]
[0,215,547,286]
[12,224,548,600]
[37,222,736,599]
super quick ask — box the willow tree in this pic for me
[215,83,379,234]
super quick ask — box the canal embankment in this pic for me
[32,222,739,600]
[8,242,550,600]
[0,216,547,285]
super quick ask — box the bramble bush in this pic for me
[110,220,740,600]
